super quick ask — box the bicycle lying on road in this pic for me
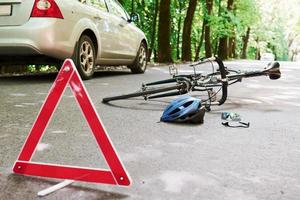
[102,57,281,111]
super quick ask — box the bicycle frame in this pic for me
[102,57,281,106]
[139,58,280,104]
[140,57,228,104]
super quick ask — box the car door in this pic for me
[105,0,139,60]
[74,0,113,60]
[86,0,118,60]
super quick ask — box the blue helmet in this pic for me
[161,96,205,124]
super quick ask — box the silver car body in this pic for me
[0,0,147,66]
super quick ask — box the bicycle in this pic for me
[102,57,281,110]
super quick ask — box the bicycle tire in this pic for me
[214,57,228,105]
[102,84,183,103]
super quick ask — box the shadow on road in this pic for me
[103,95,282,114]
[103,98,170,111]
[0,174,128,200]
[0,70,133,85]
[94,70,132,78]
[0,73,58,84]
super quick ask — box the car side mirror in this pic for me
[129,13,140,23]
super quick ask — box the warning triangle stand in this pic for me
[13,59,131,188]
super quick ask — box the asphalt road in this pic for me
[0,60,300,200]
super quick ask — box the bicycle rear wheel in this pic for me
[102,84,183,103]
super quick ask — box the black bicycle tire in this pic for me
[102,84,183,103]
[214,57,228,105]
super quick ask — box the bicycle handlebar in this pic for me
[227,62,281,81]
[264,62,281,80]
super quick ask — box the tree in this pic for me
[131,0,135,13]
[194,21,205,61]
[241,27,250,59]
[157,0,173,63]
[218,0,234,60]
[181,0,198,61]
[204,0,213,58]
[148,0,159,61]
[176,0,185,60]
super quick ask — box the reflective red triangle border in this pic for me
[13,59,131,186]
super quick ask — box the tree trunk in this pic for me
[194,20,205,61]
[176,0,184,60]
[228,36,235,58]
[181,0,198,61]
[213,0,221,56]
[140,0,146,28]
[157,0,173,63]
[256,48,261,60]
[218,0,234,60]
[154,49,158,62]
[218,38,228,60]
[227,0,234,10]
[255,37,260,60]
[204,0,213,58]
[131,0,135,13]
[232,37,237,58]
[241,27,251,59]
[148,0,159,61]
[176,17,182,60]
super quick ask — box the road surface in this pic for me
[0,60,300,200]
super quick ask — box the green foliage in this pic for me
[235,0,259,29]
[248,0,291,60]
[119,0,295,61]
[7,0,295,75]
[27,65,57,73]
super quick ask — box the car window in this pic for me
[90,0,108,11]
[106,0,129,20]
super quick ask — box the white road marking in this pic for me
[21,103,36,106]
[10,93,27,97]
[51,130,67,134]
[36,143,50,151]
[14,105,26,108]
[38,180,74,197]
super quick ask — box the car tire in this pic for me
[129,42,147,74]
[73,35,96,80]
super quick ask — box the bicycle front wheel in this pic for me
[102,84,183,103]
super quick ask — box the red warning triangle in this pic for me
[13,59,131,186]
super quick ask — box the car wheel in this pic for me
[129,42,147,74]
[74,35,96,80]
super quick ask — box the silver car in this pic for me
[0,0,148,79]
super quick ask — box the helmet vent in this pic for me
[183,101,193,107]
[169,108,181,115]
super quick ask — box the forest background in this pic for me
[118,0,300,63]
